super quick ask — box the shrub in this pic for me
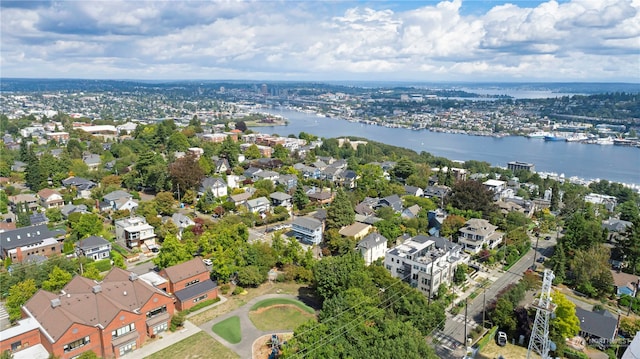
[232,286,244,295]
[220,283,230,295]
[93,259,112,272]
[170,311,186,331]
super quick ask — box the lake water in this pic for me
[252,108,640,186]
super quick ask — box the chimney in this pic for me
[129,273,138,281]
[92,285,102,293]
[15,247,23,263]
[51,298,61,308]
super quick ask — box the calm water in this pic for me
[253,109,640,185]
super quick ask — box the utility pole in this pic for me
[464,297,468,350]
[483,288,486,328]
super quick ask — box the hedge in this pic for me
[93,259,112,272]
[475,326,498,352]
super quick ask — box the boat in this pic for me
[544,133,567,141]
[596,136,614,145]
[565,133,588,142]
[527,131,551,139]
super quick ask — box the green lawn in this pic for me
[249,306,316,331]
[250,298,315,314]
[211,316,242,344]
[145,331,239,359]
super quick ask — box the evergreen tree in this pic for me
[219,136,240,167]
[293,185,309,210]
[550,181,560,211]
[552,241,566,284]
[326,188,355,230]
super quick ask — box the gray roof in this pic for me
[270,192,292,201]
[174,279,218,302]
[602,219,633,233]
[103,190,132,202]
[29,213,48,225]
[247,197,270,208]
[199,177,227,192]
[0,224,65,252]
[293,216,322,230]
[358,233,387,249]
[61,203,88,217]
[575,307,618,340]
[77,235,110,250]
[61,176,96,190]
[379,194,403,212]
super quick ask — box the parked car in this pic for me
[497,331,507,346]
[203,258,213,266]
[537,256,545,263]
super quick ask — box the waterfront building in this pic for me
[507,161,536,173]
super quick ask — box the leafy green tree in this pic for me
[550,291,580,339]
[392,158,416,180]
[82,265,103,281]
[42,266,73,292]
[618,200,640,223]
[570,244,614,297]
[491,297,516,332]
[237,265,265,287]
[0,191,7,215]
[219,136,240,167]
[45,208,63,223]
[447,180,498,218]
[244,144,262,159]
[551,241,566,284]
[618,220,640,274]
[153,234,192,269]
[314,251,371,302]
[72,213,103,240]
[6,279,38,322]
[111,251,126,269]
[235,121,247,132]
[326,188,355,230]
[453,264,467,285]
[76,351,98,359]
[440,214,467,238]
[169,153,204,191]
[550,181,560,211]
[167,132,190,153]
[154,191,175,215]
[272,144,288,160]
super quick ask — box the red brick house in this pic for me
[6,267,175,359]
[159,258,218,311]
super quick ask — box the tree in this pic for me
[272,144,289,160]
[235,121,247,132]
[237,265,265,287]
[550,291,580,339]
[6,279,37,322]
[326,188,355,230]
[72,213,103,240]
[154,191,175,215]
[570,244,614,297]
[293,185,309,210]
[440,215,467,238]
[618,220,640,274]
[618,200,640,223]
[167,132,190,153]
[169,153,204,191]
[82,265,103,281]
[550,181,560,211]
[42,266,73,292]
[219,136,240,167]
[491,297,516,332]
[153,234,192,269]
[45,208,63,223]
[453,264,467,285]
[392,158,416,180]
[447,180,498,218]
[551,241,566,284]
[244,144,262,159]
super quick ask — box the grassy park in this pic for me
[212,316,242,344]
[145,332,239,359]
[249,298,316,331]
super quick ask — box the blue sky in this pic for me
[1,0,638,82]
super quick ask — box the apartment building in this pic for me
[384,235,470,298]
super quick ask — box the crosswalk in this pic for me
[450,314,479,329]
[433,331,460,350]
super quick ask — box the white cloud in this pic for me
[0,0,638,81]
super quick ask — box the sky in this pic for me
[1,0,639,82]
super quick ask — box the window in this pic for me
[63,337,90,352]
[112,323,135,338]
[118,341,137,356]
[11,341,22,351]
[51,246,56,251]
[153,322,168,335]
[185,279,200,287]
[193,294,207,303]
[146,306,167,319]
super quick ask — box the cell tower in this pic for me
[527,269,557,359]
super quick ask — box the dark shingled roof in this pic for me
[174,279,218,302]
[575,307,618,340]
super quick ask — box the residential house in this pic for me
[427,209,447,237]
[113,198,139,212]
[37,189,64,209]
[226,174,244,189]
[61,203,88,219]
[76,236,111,260]
[457,218,504,254]
[11,161,27,172]
[270,192,292,209]
[308,190,334,205]
[245,197,271,214]
[377,194,403,213]
[82,154,102,170]
[199,177,228,198]
[103,190,133,210]
[355,197,379,216]
[159,258,218,311]
[29,213,49,226]
[357,233,388,266]
[228,192,252,207]
[585,193,618,212]
[337,170,358,189]
[9,194,39,212]
[0,224,65,263]
[401,204,421,219]
[384,235,470,298]
[115,216,156,249]
[293,163,321,180]
[602,218,633,242]
[14,268,175,358]
[611,270,640,297]
[243,167,263,180]
[213,158,230,174]
[171,213,195,239]
[338,222,372,240]
[61,177,97,199]
[253,170,279,182]
[292,217,323,245]
[424,185,451,205]
[275,175,298,192]
[575,307,618,347]
[404,185,424,197]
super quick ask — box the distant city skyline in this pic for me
[1,0,639,82]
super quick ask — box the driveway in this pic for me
[199,293,306,359]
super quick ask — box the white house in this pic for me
[37,189,64,209]
[115,216,156,249]
[384,235,470,298]
[199,177,228,198]
[292,217,323,245]
[357,233,388,266]
[457,218,503,254]
[245,197,271,214]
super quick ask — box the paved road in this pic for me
[433,232,557,358]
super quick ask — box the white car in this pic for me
[497,331,507,346]
[203,258,213,266]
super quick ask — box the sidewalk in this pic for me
[121,320,201,359]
